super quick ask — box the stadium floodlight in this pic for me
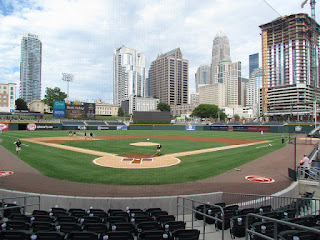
[62,73,74,100]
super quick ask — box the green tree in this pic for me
[234,114,240,121]
[157,102,171,112]
[192,104,221,118]
[15,98,28,110]
[43,87,67,111]
[118,107,124,116]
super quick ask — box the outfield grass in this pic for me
[0,130,286,185]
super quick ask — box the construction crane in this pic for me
[301,0,316,20]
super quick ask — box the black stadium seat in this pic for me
[31,231,65,240]
[102,231,134,240]
[171,229,200,240]
[65,231,99,240]
[0,229,32,240]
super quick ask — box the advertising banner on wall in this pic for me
[210,126,228,131]
[0,122,9,131]
[117,126,128,130]
[185,125,196,131]
[53,101,65,117]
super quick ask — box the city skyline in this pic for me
[0,0,317,103]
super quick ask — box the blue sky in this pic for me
[0,0,317,103]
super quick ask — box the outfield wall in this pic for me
[0,122,316,134]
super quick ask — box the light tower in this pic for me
[62,73,74,100]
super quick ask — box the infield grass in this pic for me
[0,130,286,185]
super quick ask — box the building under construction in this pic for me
[259,13,320,120]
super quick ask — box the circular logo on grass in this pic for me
[0,171,14,177]
[245,175,275,183]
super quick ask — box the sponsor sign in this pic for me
[0,171,14,177]
[0,122,9,131]
[98,126,109,130]
[117,126,128,130]
[185,125,196,131]
[85,103,95,118]
[210,126,228,131]
[35,124,54,130]
[245,175,275,183]
[233,126,248,132]
[54,101,65,117]
[295,126,302,132]
[247,126,270,132]
[77,126,87,130]
[27,123,36,131]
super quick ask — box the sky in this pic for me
[0,0,318,103]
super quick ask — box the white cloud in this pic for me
[0,0,316,103]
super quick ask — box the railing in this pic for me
[245,213,320,240]
[298,166,320,181]
[176,197,226,240]
[177,193,320,239]
[0,196,40,218]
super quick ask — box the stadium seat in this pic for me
[0,229,32,240]
[68,209,88,219]
[145,208,162,214]
[277,208,297,219]
[1,220,30,230]
[215,210,238,230]
[31,221,56,232]
[55,215,78,224]
[82,222,108,235]
[56,222,82,233]
[108,222,136,235]
[136,221,162,233]
[131,216,154,225]
[65,231,99,240]
[3,203,22,218]
[137,229,168,240]
[278,229,319,240]
[171,229,200,240]
[150,210,168,219]
[255,205,272,213]
[230,215,249,239]
[249,221,276,240]
[31,231,65,240]
[163,221,186,232]
[32,210,49,216]
[79,216,104,224]
[102,231,134,240]
[156,215,176,225]
[8,213,31,222]
[31,215,55,223]
[107,216,129,224]
[238,207,256,215]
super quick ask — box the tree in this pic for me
[43,87,67,111]
[192,104,221,118]
[157,102,171,112]
[15,98,28,110]
[118,107,124,116]
[234,114,240,121]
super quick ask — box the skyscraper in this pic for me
[195,65,210,92]
[148,48,188,106]
[211,31,230,84]
[113,46,145,106]
[249,53,259,78]
[20,33,42,103]
[259,13,320,118]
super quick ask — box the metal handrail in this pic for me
[245,213,320,240]
[0,196,40,218]
[177,196,225,240]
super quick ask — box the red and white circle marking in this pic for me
[27,123,36,131]
[0,171,14,177]
[245,175,275,183]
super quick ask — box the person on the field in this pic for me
[90,132,93,139]
[15,139,22,155]
[156,144,162,156]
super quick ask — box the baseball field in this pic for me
[0,130,285,185]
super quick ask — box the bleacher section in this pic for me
[0,203,199,240]
[85,120,107,126]
[61,120,86,126]
[106,121,125,126]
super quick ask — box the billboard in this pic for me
[0,122,9,131]
[185,125,196,131]
[53,101,65,117]
[65,102,95,119]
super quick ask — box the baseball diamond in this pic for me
[21,136,270,169]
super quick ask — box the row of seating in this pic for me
[0,205,200,240]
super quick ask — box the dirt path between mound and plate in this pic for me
[0,136,316,197]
